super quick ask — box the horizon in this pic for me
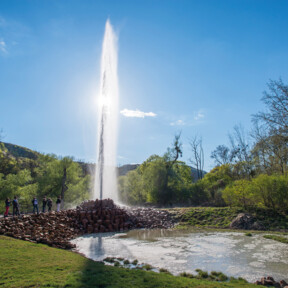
[1,0,288,172]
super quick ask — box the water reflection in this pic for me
[72,230,288,282]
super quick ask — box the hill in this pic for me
[0,141,39,160]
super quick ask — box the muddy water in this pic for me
[71,230,288,282]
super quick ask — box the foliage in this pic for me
[0,143,91,213]
[119,156,195,206]
[222,174,288,211]
[119,134,206,206]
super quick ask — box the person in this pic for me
[12,196,20,216]
[4,198,10,217]
[47,198,53,212]
[42,196,47,213]
[32,197,39,214]
[56,196,61,212]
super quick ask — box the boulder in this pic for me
[230,213,265,230]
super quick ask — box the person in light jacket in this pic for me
[56,196,61,212]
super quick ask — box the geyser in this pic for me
[94,20,119,201]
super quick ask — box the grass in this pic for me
[263,234,288,244]
[174,206,288,231]
[0,235,257,288]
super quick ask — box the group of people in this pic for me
[4,196,62,217]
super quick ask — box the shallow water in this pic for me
[71,230,288,282]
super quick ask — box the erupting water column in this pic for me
[94,20,119,201]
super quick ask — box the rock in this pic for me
[230,213,265,230]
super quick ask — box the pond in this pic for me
[71,229,288,282]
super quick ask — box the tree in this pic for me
[211,125,253,179]
[211,145,230,166]
[189,135,204,180]
[117,134,199,206]
[253,79,288,136]
[199,164,233,204]
[222,179,255,208]
[161,133,183,204]
[36,155,90,208]
[252,79,288,175]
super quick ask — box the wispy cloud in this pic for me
[170,119,186,126]
[120,109,157,118]
[194,110,205,121]
[169,110,205,126]
[0,39,7,54]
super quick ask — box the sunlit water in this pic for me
[71,230,288,282]
[94,19,119,201]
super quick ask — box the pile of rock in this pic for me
[76,199,134,234]
[230,213,265,230]
[254,276,288,287]
[0,210,80,249]
[0,199,175,249]
[124,207,175,229]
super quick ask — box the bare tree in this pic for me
[253,79,288,136]
[189,135,204,180]
[252,79,288,175]
[228,124,251,164]
[211,145,230,166]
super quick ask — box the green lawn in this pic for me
[0,235,257,288]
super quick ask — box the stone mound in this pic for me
[0,199,175,249]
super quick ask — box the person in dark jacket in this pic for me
[4,198,10,217]
[47,198,53,212]
[56,196,61,212]
[42,196,47,213]
[32,197,39,214]
[12,196,20,216]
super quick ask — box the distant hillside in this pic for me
[190,167,207,182]
[0,142,39,160]
[118,164,140,176]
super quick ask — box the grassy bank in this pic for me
[174,207,288,231]
[0,235,256,288]
[263,234,288,244]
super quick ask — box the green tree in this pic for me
[222,179,255,208]
[252,174,288,211]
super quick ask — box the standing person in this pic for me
[42,196,47,213]
[56,196,61,212]
[47,198,53,212]
[32,197,39,214]
[4,198,10,217]
[12,196,20,216]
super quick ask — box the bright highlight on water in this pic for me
[94,20,119,201]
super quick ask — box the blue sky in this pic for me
[1,0,288,171]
